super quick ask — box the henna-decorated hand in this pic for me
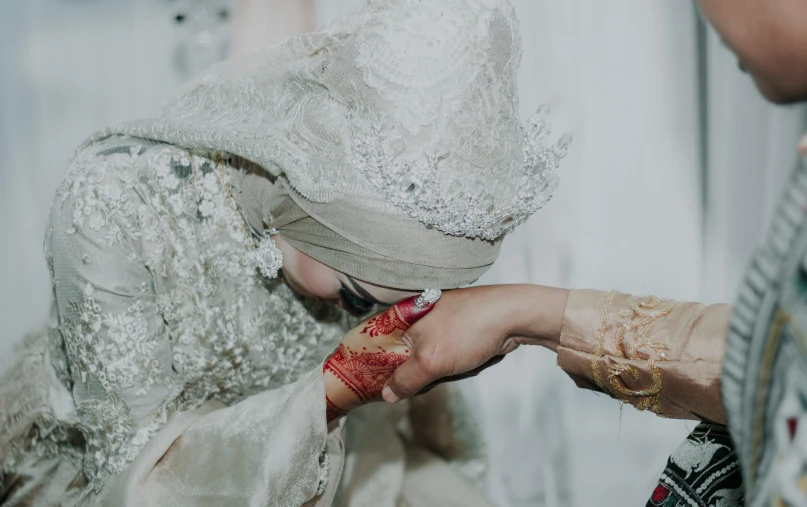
[322,294,436,422]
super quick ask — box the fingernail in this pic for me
[396,295,436,326]
[382,386,400,404]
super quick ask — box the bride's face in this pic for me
[274,235,420,316]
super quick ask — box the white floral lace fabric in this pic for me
[1,136,347,504]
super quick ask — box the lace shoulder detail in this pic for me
[49,138,182,490]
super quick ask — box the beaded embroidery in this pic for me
[593,292,677,415]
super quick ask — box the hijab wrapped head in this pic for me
[232,169,501,290]
[87,0,571,290]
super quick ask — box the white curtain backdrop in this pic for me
[232,0,314,55]
[464,3,703,505]
[1,1,805,506]
[702,30,807,305]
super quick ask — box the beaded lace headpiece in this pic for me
[92,0,570,241]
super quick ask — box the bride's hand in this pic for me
[322,294,436,421]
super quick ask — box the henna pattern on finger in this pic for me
[324,343,410,402]
[361,306,408,337]
[361,298,432,337]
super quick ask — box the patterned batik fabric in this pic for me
[646,423,744,507]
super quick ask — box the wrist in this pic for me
[323,367,358,420]
[506,284,569,352]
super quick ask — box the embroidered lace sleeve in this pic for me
[48,143,344,504]
[557,290,732,423]
[49,147,180,492]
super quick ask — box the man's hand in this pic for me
[381,284,570,404]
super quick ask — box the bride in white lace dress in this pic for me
[0,0,570,505]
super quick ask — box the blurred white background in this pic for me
[1,1,806,505]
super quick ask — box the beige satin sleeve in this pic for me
[101,368,346,507]
[557,289,732,423]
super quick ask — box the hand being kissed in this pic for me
[322,292,438,421]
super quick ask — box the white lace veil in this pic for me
[82,0,570,289]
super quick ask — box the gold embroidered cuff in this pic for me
[558,289,730,423]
